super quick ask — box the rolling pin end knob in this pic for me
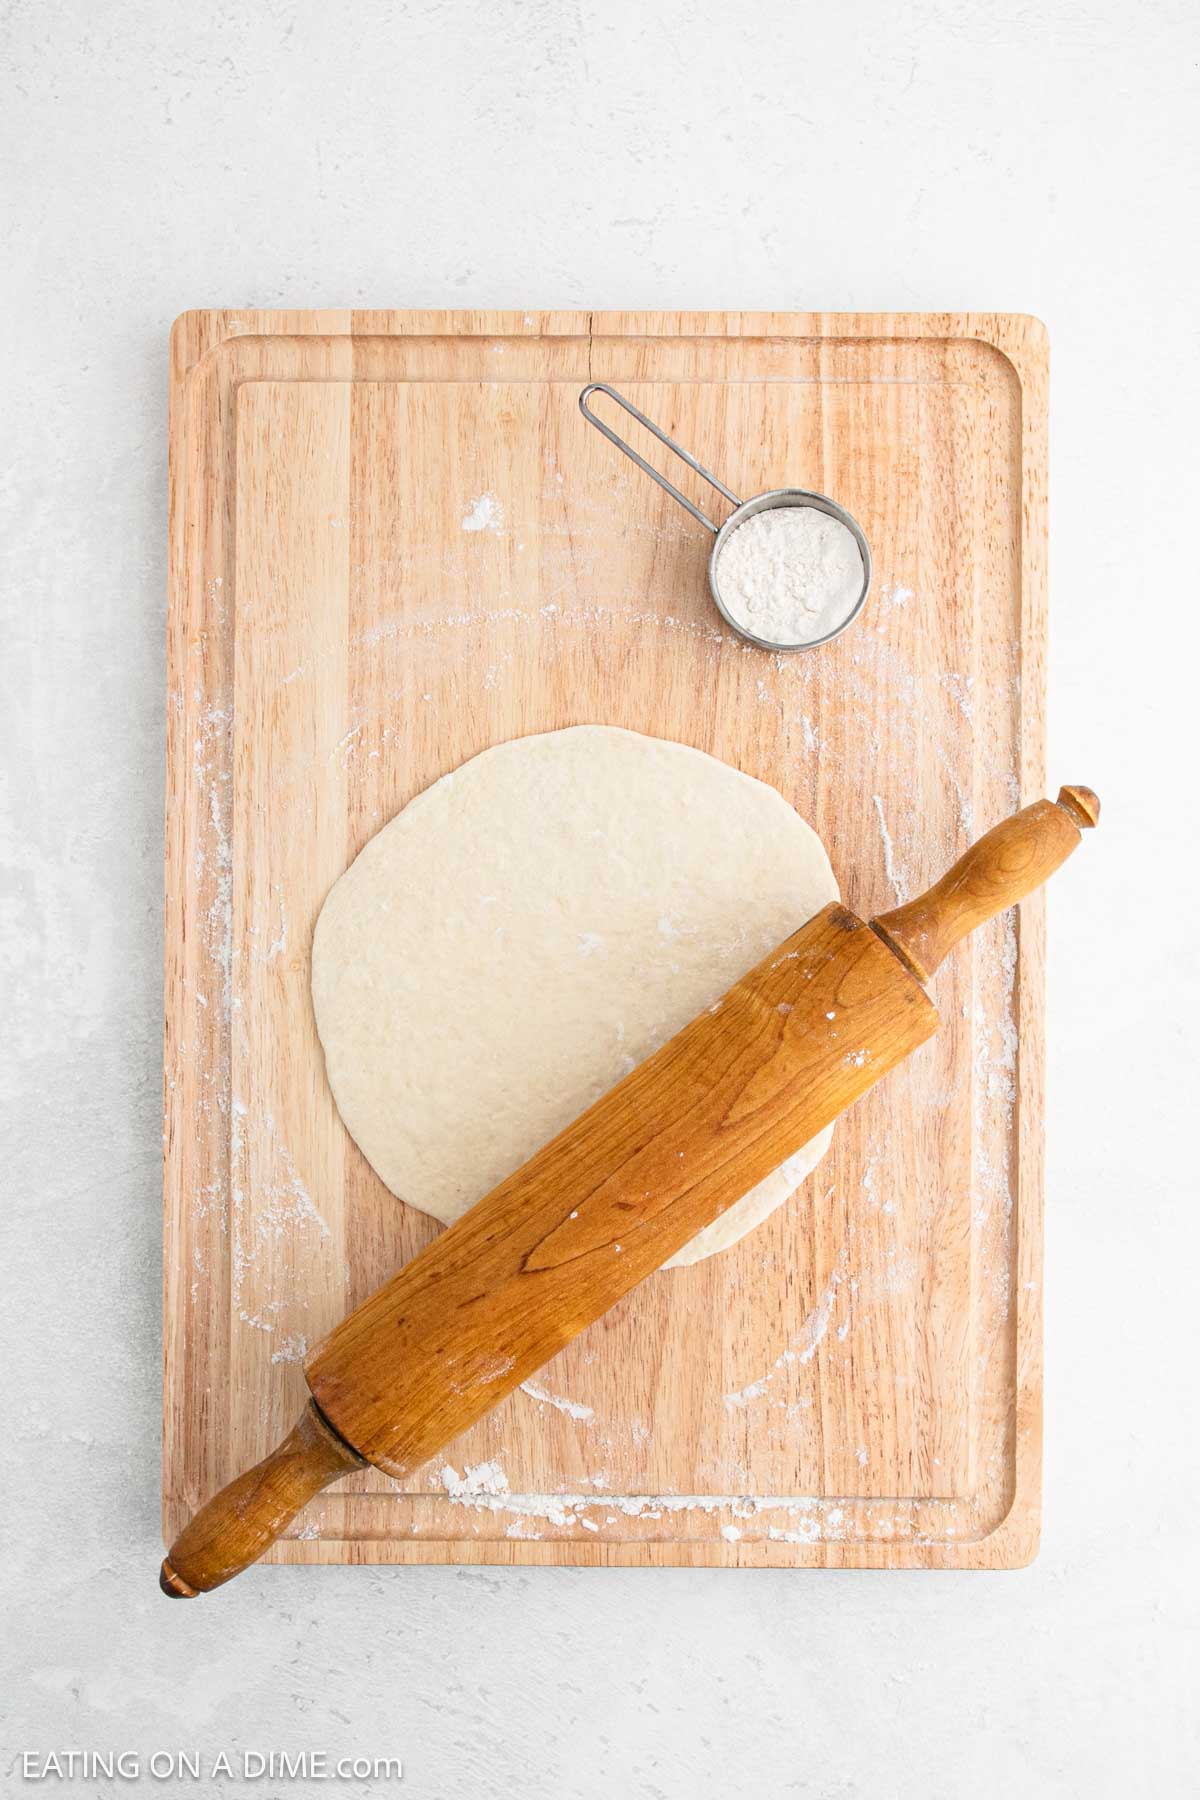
[159,1557,197,1599]
[1056,785,1100,829]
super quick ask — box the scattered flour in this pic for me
[520,1381,595,1423]
[872,793,908,904]
[461,492,505,533]
[427,1479,899,1544]
[723,1253,847,1408]
[440,1460,510,1500]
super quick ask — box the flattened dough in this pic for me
[312,726,838,1268]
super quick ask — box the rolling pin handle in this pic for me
[871,784,1100,984]
[159,1398,364,1597]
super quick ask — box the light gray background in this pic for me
[3,1,1197,1795]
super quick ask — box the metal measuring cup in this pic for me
[579,383,872,652]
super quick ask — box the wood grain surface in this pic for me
[164,310,1049,1568]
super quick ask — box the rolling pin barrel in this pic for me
[162,783,1098,1595]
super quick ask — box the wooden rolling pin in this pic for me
[161,784,1099,1595]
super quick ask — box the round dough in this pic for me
[312,726,838,1268]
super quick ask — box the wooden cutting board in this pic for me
[164,309,1048,1568]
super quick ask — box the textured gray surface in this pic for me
[2,1,1197,1795]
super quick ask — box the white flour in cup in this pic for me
[714,505,864,646]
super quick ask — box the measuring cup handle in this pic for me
[578,384,742,534]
